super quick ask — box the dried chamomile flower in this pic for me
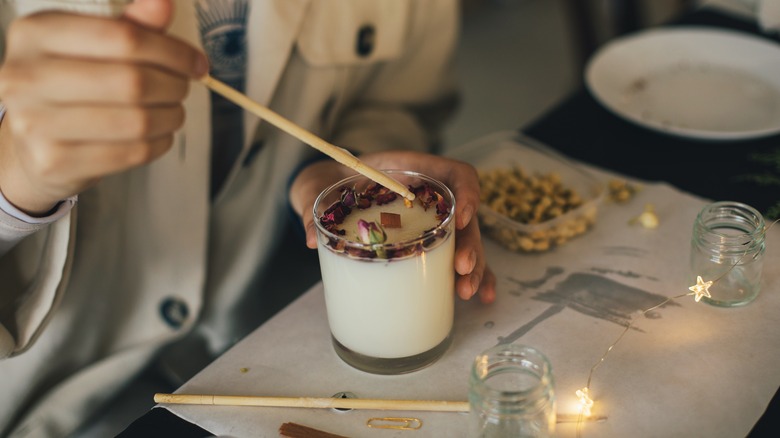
[476,165,596,252]
[629,204,659,229]
[607,179,640,203]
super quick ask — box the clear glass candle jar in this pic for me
[689,201,766,307]
[469,344,556,438]
[313,170,456,374]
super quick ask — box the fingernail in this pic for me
[469,250,477,271]
[470,274,481,297]
[306,223,318,248]
[461,205,474,227]
[194,53,210,78]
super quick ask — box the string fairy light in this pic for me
[572,216,779,437]
[688,276,713,302]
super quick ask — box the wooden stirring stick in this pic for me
[200,75,415,201]
[155,393,468,412]
[154,393,607,423]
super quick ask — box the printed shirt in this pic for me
[195,0,249,198]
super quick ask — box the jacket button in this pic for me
[356,24,375,57]
[160,297,189,329]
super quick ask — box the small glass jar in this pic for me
[689,201,766,307]
[469,344,556,438]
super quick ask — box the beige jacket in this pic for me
[0,0,459,436]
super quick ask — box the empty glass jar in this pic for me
[469,344,556,437]
[689,201,766,307]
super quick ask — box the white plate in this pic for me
[585,26,780,141]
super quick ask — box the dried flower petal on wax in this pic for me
[319,180,451,259]
[338,186,370,209]
[435,193,451,221]
[374,191,397,205]
[357,219,388,258]
[412,184,436,210]
[320,201,351,232]
[355,194,371,209]
[357,219,387,245]
[340,187,357,208]
[364,183,398,205]
[422,227,445,248]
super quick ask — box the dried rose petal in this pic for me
[422,228,445,248]
[363,183,382,198]
[355,193,372,209]
[340,187,357,208]
[435,193,451,221]
[374,191,397,205]
[318,180,451,259]
[320,201,351,230]
[411,183,447,212]
[327,236,347,252]
[345,246,377,259]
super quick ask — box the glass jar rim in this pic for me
[695,201,765,239]
[469,344,554,412]
[471,346,553,388]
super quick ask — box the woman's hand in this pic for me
[289,150,496,304]
[0,0,208,215]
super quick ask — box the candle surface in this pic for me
[336,197,442,244]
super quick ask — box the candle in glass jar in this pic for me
[314,171,456,374]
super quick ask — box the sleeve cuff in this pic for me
[0,193,77,226]
[0,193,77,255]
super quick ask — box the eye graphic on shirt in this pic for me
[196,0,249,91]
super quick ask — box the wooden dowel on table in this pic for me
[200,75,415,201]
[154,393,607,423]
[154,393,469,412]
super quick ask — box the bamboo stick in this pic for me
[200,75,415,201]
[154,393,468,412]
[154,393,607,423]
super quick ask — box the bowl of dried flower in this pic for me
[448,131,605,253]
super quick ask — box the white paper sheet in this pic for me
[161,154,780,438]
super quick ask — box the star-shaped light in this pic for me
[688,276,713,302]
[576,387,594,417]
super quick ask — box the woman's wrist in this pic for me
[0,110,62,216]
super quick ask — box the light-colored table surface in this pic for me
[160,143,780,437]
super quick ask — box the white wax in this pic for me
[317,198,455,359]
[338,199,443,243]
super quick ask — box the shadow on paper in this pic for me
[497,270,677,345]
